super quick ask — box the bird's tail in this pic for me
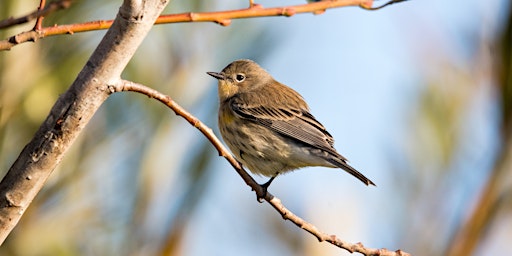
[328,156,376,186]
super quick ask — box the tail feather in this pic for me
[328,157,376,186]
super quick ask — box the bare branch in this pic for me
[0,0,170,244]
[363,0,410,11]
[0,0,408,51]
[116,79,411,256]
[34,0,47,31]
[0,0,72,29]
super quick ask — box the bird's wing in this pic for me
[230,97,346,160]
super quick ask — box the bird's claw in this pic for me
[255,176,275,202]
[256,186,268,203]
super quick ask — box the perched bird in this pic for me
[207,59,375,191]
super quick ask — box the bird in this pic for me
[207,59,375,192]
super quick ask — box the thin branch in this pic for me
[365,0,409,11]
[34,0,47,31]
[116,79,411,256]
[0,0,407,51]
[0,0,72,29]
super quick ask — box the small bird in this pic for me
[207,59,375,192]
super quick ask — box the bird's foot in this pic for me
[256,176,276,203]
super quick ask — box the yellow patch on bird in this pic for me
[219,106,236,125]
[217,81,238,100]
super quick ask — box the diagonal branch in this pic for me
[116,79,411,256]
[0,0,408,51]
[0,0,170,245]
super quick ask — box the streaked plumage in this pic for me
[208,59,375,188]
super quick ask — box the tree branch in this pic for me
[34,0,47,31]
[0,0,72,29]
[0,0,170,244]
[116,79,411,256]
[366,0,409,11]
[0,0,408,51]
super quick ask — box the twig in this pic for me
[33,0,47,31]
[364,0,410,11]
[0,0,72,29]
[115,79,411,256]
[0,0,407,51]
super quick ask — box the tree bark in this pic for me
[0,0,169,244]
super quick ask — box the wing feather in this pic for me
[230,96,345,160]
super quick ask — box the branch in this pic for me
[116,79,411,256]
[0,0,170,245]
[0,0,72,29]
[366,0,409,11]
[0,0,408,51]
[34,0,47,31]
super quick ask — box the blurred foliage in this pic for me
[390,61,478,256]
[497,1,512,137]
[446,3,512,255]
[389,3,512,256]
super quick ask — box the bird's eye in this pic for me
[235,73,245,82]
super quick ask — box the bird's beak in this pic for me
[207,71,225,80]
